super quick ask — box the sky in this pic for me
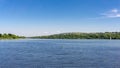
[0,0,120,36]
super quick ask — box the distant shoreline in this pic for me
[1,32,120,40]
[30,32,120,39]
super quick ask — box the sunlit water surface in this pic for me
[0,39,120,68]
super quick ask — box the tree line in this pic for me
[31,32,120,39]
[0,33,25,39]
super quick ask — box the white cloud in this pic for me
[111,9,118,13]
[43,32,49,34]
[102,9,120,18]
[56,31,61,33]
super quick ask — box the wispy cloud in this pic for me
[42,31,62,35]
[102,9,120,18]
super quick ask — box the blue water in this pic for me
[0,39,120,68]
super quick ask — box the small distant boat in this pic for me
[110,36,112,40]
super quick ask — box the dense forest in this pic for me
[31,32,120,39]
[0,33,25,39]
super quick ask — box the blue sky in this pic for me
[0,0,120,36]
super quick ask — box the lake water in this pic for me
[0,39,120,68]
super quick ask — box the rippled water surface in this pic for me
[0,39,120,68]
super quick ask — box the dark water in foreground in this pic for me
[0,39,120,68]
